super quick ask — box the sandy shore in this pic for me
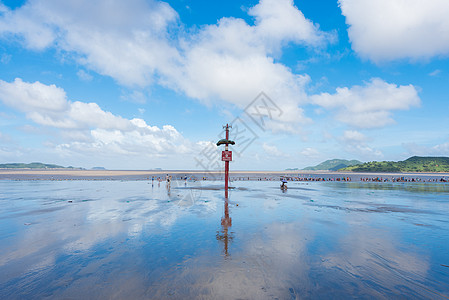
[0,169,290,176]
[1,169,449,180]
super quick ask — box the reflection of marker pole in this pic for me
[217,124,235,198]
[217,197,233,257]
[221,198,232,256]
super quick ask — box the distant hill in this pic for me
[302,159,362,171]
[0,162,68,169]
[91,167,106,170]
[340,156,449,172]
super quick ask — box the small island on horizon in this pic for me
[0,162,74,169]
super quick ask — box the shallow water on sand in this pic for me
[1,180,449,299]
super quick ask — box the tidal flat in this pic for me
[1,179,449,299]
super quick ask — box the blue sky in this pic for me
[0,0,449,170]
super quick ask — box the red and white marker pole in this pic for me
[217,124,234,198]
[224,125,230,197]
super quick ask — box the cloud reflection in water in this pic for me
[0,180,448,299]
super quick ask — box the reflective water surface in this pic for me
[1,180,449,299]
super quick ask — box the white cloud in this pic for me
[76,70,93,81]
[0,0,335,132]
[339,130,383,159]
[0,78,191,158]
[346,144,382,160]
[0,78,130,129]
[0,0,180,87]
[121,90,147,104]
[57,123,190,157]
[342,130,366,143]
[249,0,333,52]
[0,78,69,113]
[300,147,319,158]
[171,0,333,126]
[1,53,11,64]
[403,141,449,157]
[310,78,420,128]
[429,69,441,77]
[0,2,56,50]
[262,142,283,157]
[339,0,449,62]
[433,142,449,154]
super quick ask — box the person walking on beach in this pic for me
[280,177,287,190]
[165,174,172,195]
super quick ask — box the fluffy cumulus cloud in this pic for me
[0,78,130,129]
[248,0,331,52]
[339,0,449,61]
[171,0,334,128]
[0,0,180,86]
[300,147,319,158]
[0,78,191,157]
[0,0,335,132]
[0,0,425,147]
[310,78,420,128]
[342,130,366,143]
[403,141,449,157]
[262,142,284,157]
[340,130,383,159]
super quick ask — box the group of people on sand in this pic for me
[149,174,449,189]
[150,176,169,187]
[360,176,448,183]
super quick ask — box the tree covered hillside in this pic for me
[340,156,449,172]
[0,162,67,169]
[303,159,362,171]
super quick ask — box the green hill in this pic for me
[340,156,449,172]
[303,159,362,171]
[0,162,67,169]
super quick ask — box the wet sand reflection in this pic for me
[0,180,449,299]
[216,198,233,257]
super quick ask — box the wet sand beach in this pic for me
[1,172,449,299]
[1,169,449,181]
